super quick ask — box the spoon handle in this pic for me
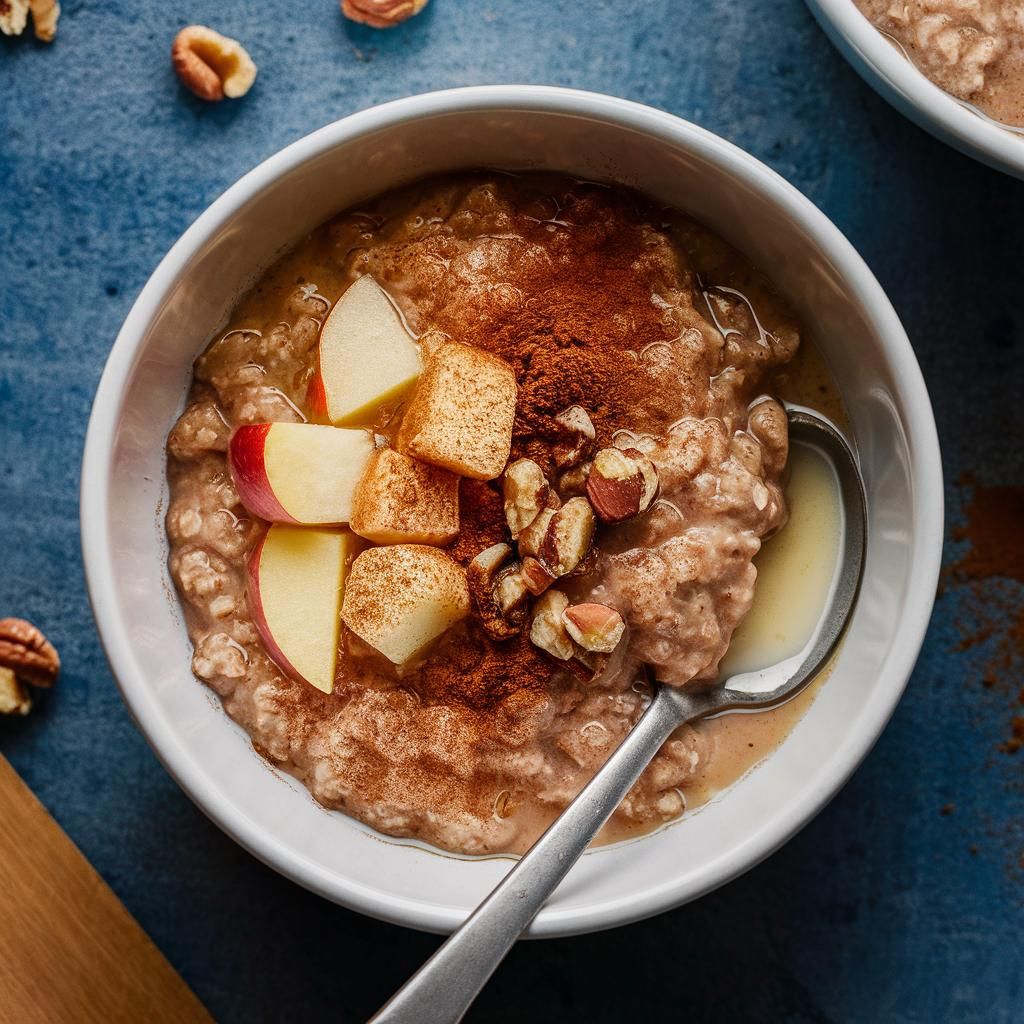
[370,685,699,1024]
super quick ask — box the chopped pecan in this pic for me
[529,590,574,661]
[0,0,59,41]
[29,0,57,40]
[171,25,257,102]
[586,447,659,523]
[467,544,524,641]
[520,556,555,596]
[557,461,592,498]
[562,603,625,653]
[495,567,529,621]
[503,458,551,539]
[0,0,28,37]
[538,497,595,578]
[517,506,557,559]
[553,405,596,469]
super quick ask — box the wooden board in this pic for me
[0,755,213,1024]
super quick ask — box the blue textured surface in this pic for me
[2,1,1022,1021]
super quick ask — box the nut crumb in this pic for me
[171,25,257,102]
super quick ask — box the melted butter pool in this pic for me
[721,443,843,678]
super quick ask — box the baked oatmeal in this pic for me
[855,0,1024,126]
[165,172,842,855]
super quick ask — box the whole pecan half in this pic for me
[171,25,257,102]
[0,618,60,688]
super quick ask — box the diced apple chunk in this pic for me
[248,525,355,694]
[350,448,460,545]
[309,275,422,425]
[229,422,373,524]
[397,342,517,480]
[341,545,470,665]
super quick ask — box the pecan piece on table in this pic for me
[171,25,257,102]
[0,0,60,42]
[341,0,429,28]
[0,668,31,716]
[0,618,60,689]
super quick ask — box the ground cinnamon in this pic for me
[951,479,1024,722]
[411,183,695,717]
[429,184,685,471]
[432,477,560,710]
[417,629,555,714]
[447,479,506,565]
[947,475,1024,882]
[952,482,1024,583]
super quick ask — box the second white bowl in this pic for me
[807,0,1024,179]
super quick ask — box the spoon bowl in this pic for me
[373,405,867,1024]
[703,405,866,711]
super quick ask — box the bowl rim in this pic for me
[80,85,944,936]
[806,0,1024,179]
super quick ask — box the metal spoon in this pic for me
[372,405,866,1024]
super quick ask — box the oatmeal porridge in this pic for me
[855,0,1024,125]
[165,172,844,855]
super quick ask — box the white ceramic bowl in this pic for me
[807,0,1024,179]
[81,86,943,937]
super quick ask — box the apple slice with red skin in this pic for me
[229,422,373,525]
[248,524,354,694]
[308,275,422,425]
[307,374,328,419]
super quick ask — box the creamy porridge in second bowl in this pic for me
[165,171,845,856]
[854,0,1024,126]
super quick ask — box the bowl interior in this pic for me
[84,90,941,936]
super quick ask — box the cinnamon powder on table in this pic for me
[953,482,1024,584]
[950,479,1024,714]
[947,476,1024,879]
